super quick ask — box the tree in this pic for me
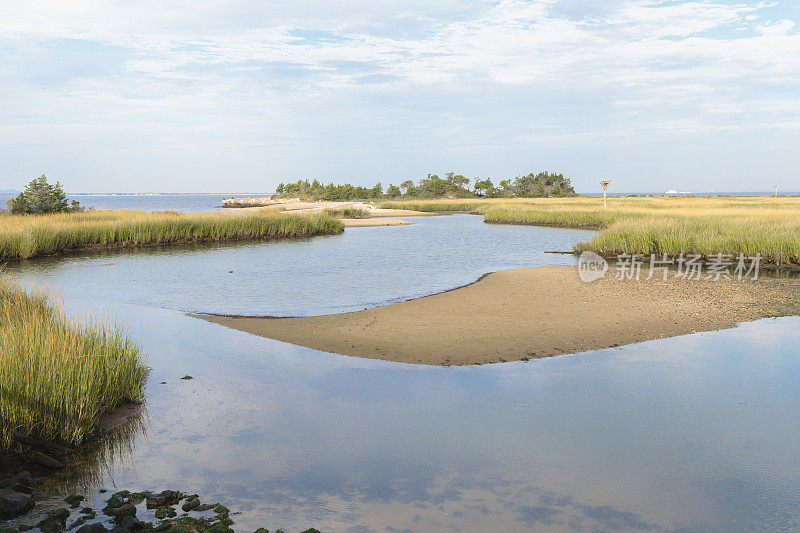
[400,180,416,196]
[8,175,82,215]
[474,178,494,197]
[386,184,401,198]
[447,173,470,191]
[511,171,575,197]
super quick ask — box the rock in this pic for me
[213,504,229,515]
[75,523,109,533]
[31,450,63,469]
[180,375,193,380]
[9,482,32,495]
[0,471,33,491]
[80,507,97,518]
[181,497,200,512]
[161,490,182,506]
[65,494,85,508]
[14,435,73,456]
[0,488,35,520]
[118,515,142,530]
[112,503,137,519]
[69,517,87,530]
[128,493,147,505]
[145,495,164,509]
[36,508,70,533]
[146,490,181,509]
[103,494,127,516]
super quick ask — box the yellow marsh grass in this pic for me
[0,276,147,451]
[0,209,344,260]
[379,197,800,266]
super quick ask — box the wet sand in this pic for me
[193,266,800,365]
[341,218,413,227]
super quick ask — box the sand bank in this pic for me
[193,266,800,365]
[341,218,413,227]
[222,198,432,218]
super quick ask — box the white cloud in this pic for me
[0,1,798,191]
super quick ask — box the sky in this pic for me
[1,1,799,193]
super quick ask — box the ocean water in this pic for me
[0,193,272,213]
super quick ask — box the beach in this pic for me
[195,265,800,365]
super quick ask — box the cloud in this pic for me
[0,1,798,191]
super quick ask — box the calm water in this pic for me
[7,215,591,316]
[4,215,800,532]
[0,193,271,213]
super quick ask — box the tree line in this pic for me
[275,171,576,200]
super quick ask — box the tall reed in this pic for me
[0,210,344,260]
[0,276,147,451]
[323,207,371,219]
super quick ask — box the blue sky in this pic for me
[1,0,798,193]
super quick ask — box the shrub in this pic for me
[8,175,82,215]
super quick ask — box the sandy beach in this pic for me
[221,199,429,227]
[222,198,431,216]
[193,265,800,365]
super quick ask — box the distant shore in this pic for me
[222,199,433,226]
[194,265,800,365]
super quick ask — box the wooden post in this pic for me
[599,180,612,210]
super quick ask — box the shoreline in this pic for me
[341,218,413,227]
[192,265,800,365]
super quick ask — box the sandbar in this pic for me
[193,266,800,365]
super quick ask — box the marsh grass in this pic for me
[378,200,488,214]
[323,207,371,219]
[0,276,147,452]
[379,197,800,266]
[0,210,344,260]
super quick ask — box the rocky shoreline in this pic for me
[1,483,321,533]
[2,407,321,532]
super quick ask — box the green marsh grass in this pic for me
[379,197,800,266]
[0,276,147,452]
[323,207,371,218]
[378,200,488,214]
[0,209,344,260]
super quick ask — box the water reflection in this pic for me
[4,217,800,531]
[41,405,149,497]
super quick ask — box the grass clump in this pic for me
[323,207,371,219]
[378,200,489,214]
[0,210,344,260]
[0,276,147,451]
